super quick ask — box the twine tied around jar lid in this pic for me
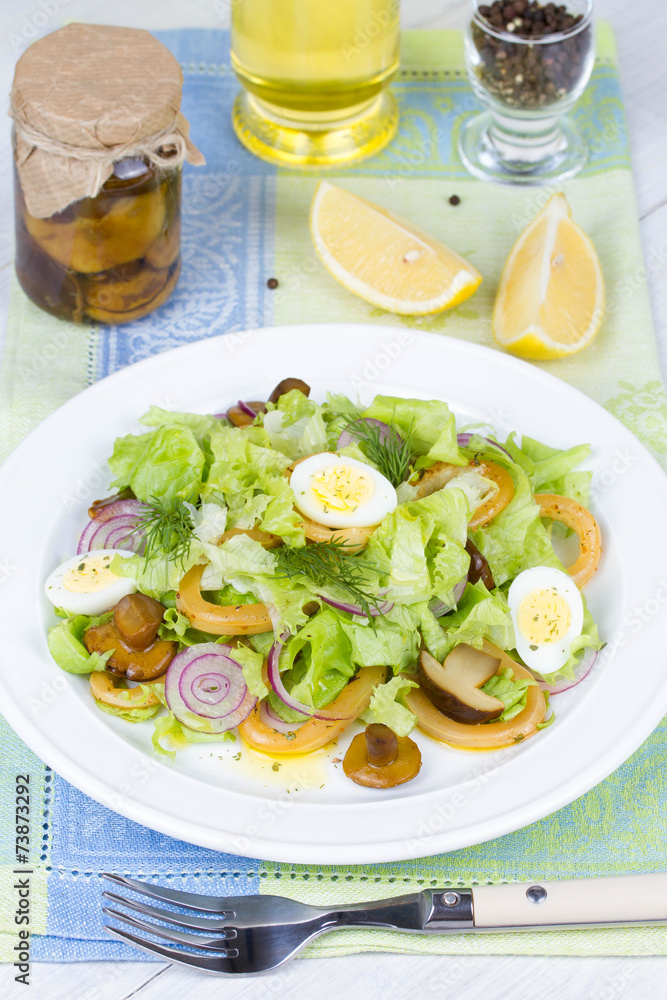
[10,23,205,219]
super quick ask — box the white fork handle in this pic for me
[472,873,667,929]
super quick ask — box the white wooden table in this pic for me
[0,2,665,997]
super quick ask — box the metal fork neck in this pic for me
[316,889,474,932]
[319,892,423,930]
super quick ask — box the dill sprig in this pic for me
[134,496,194,569]
[343,417,414,487]
[275,539,381,619]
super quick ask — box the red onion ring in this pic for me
[457,433,512,461]
[78,500,147,555]
[267,635,348,721]
[428,574,468,617]
[319,594,394,617]
[165,644,257,733]
[536,648,598,695]
[337,417,398,450]
[258,700,307,733]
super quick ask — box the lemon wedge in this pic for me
[493,193,604,361]
[310,181,482,315]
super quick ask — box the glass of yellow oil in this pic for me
[230,0,401,168]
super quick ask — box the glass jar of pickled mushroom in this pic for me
[10,24,204,325]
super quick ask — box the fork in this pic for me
[102,871,667,976]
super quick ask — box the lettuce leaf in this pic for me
[275,609,356,711]
[481,665,536,722]
[107,430,153,487]
[369,488,469,606]
[152,713,236,760]
[95,699,160,724]
[276,389,317,425]
[325,392,362,418]
[110,541,204,600]
[359,675,418,737]
[187,500,228,544]
[415,602,450,662]
[322,393,363,449]
[47,615,113,674]
[229,643,268,700]
[268,604,419,721]
[139,406,221,445]
[343,613,419,674]
[468,458,560,587]
[204,426,303,544]
[159,607,226,647]
[257,391,329,459]
[503,433,592,506]
[361,395,465,467]
[439,581,515,657]
[201,534,314,635]
[110,425,205,503]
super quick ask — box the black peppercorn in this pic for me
[471,0,591,109]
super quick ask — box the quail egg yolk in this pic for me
[517,588,572,645]
[311,464,375,513]
[63,553,119,593]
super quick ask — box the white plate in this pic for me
[1,325,667,865]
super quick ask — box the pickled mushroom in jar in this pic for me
[24,184,167,274]
[85,261,171,313]
[14,162,182,324]
[10,23,203,324]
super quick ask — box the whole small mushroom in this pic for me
[84,620,176,681]
[226,401,267,427]
[267,377,310,403]
[113,592,166,650]
[343,723,422,788]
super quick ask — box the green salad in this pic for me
[44,380,603,764]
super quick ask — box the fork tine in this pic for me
[102,906,238,954]
[101,891,235,932]
[101,874,236,915]
[104,925,239,975]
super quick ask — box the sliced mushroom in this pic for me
[84,621,176,681]
[268,377,310,403]
[412,461,460,499]
[407,641,546,749]
[343,723,422,788]
[412,459,514,529]
[419,645,504,724]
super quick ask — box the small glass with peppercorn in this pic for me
[459,0,594,184]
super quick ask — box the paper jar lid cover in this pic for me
[10,23,204,218]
